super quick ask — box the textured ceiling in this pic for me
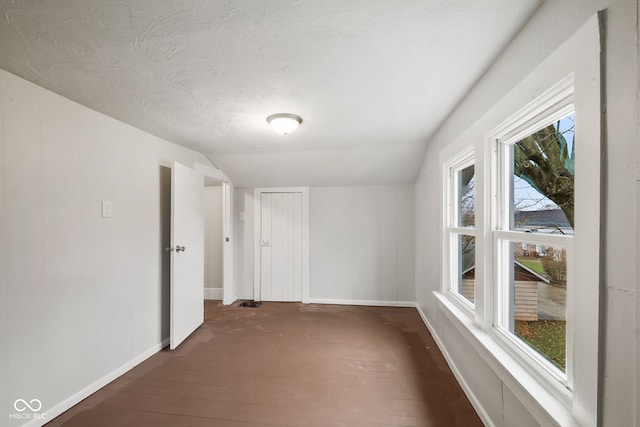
[0,0,541,187]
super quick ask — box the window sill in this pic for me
[433,291,578,426]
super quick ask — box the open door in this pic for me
[170,161,204,350]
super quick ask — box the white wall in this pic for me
[309,186,415,302]
[204,185,223,292]
[415,0,638,425]
[0,69,210,424]
[0,69,8,426]
[234,188,254,300]
[234,185,415,303]
[600,0,639,422]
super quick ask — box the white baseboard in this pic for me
[414,304,494,427]
[308,298,417,308]
[204,287,223,300]
[27,338,169,427]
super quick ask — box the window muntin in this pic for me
[495,108,575,380]
[445,150,476,306]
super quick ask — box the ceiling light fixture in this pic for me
[266,113,303,135]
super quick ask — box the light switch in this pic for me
[102,200,113,218]
[240,211,245,221]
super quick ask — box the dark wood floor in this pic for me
[47,301,482,426]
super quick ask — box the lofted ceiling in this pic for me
[0,0,541,187]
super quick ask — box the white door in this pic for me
[259,192,303,301]
[170,161,204,350]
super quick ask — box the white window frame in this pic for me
[490,79,576,388]
[442,146,476,311]
[437,71,601,425]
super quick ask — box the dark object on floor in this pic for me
[239,300,262,308]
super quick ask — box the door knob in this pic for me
[260,240,271,247]
[176,245,186,252]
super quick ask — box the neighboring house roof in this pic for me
[515,209,571,229]
[513,260,550,283]
[462,260,550,284]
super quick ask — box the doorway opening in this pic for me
[204,178,224,301]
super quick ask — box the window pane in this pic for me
[457,165,475,227]
[510,113,574,235]
[455,235,475,304]
[506,242,567,371]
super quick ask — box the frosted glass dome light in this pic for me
[266,113,303,135]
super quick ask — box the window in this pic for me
[493,87,575,381]
[444,148,476,306]
[441,75,585,394]
[438,31,602,422]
